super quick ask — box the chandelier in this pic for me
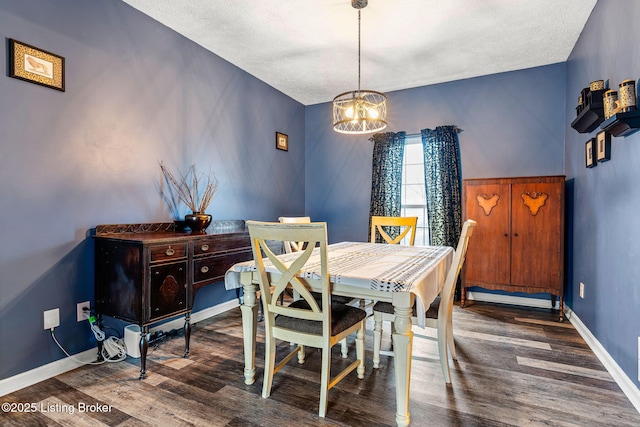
[332,0,387,134]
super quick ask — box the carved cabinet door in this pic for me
[510,182,563,289]
[149,261,188,322]
[464,182,511,286]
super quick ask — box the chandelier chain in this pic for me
[358,9,361,93]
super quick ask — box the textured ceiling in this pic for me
[123,0,596,106]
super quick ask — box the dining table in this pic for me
[224,241,454,427]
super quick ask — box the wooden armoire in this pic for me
[461,176,565,321]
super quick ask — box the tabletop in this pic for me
[225,241,453,324]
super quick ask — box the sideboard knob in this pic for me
[165,248,175,256]
[201,266,209,273]
[201,244,209,252]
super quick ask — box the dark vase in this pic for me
[184,212,212,232]
[173,220,190,232]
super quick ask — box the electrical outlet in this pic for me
[579,282,585,298]
[77,301,90,322]
[44,308,60,330]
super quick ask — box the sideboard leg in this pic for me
[183,312,192,358]
[96,314,104,361]
[139,325,149,380]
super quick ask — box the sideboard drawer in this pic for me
[150,243,187,262]
[193,234,250,256]
[193,249,253,284]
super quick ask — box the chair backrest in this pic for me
[279,216,312,253]
[438,219,477,317]
[370,216,418,245]
[247,220,331,339]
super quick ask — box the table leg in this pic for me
[392,299,413,427]
[240,273,259,385]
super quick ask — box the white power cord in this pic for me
[101,336,127,361]
[49,309,127,365]
[85,310,127,362]
[50,329,106,365]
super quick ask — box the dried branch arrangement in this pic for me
[159,161,219,213]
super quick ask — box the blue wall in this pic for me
[2,0,639,394]
[305,63,567,243]
[565,0,640,388]
[0,0,304,380]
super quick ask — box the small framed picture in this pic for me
[9,39,65,92]
[276,132,288,151]
[596,130,611,162]
[585,138,597,168]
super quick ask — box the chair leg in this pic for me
[446,310,457,360]
[373,312,382,368]
[356,323,365,379]
[262,335,276,398]
[436,317,451,383]
[340,338,348,358]
[319,343,331,417]
[297,345,306,364]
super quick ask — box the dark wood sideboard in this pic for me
[94,220,253,379]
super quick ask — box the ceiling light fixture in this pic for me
[332,0,387,135]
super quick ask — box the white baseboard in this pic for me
[0,348,98,397]
[469,292,640,413]
[466,291,559,309]
[0,299,240,397]
[148,299,239,334]
[564,306,640,414]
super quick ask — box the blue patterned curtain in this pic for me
[421,126,462,249]
[369,132,406,242]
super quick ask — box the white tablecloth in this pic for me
[225,241,453,326]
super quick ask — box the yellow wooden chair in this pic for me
[363,216,419,311]
[370,215,418,245]
[372,219,476,383]
[247,220,366,417]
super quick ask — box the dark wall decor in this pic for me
[585,138,597,168]
[9,39,65,91]
[596,130,611,162]
[571,85,605,133]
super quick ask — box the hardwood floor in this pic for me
[3,302,639,426]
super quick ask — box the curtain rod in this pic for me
[369,127,464,141]
[404,127,463,138]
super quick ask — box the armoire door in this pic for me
[464,182,511,286]
[510,181,563,288]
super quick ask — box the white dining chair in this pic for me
[278,216,351,357]
[278,216,312,253]
[247,220,366,417]
[372,219,476,383]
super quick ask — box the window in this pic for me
[400,136,429,245]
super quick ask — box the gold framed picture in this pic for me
[596,130,611,162]
[9,39,65,92]
[276,132,288,151]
